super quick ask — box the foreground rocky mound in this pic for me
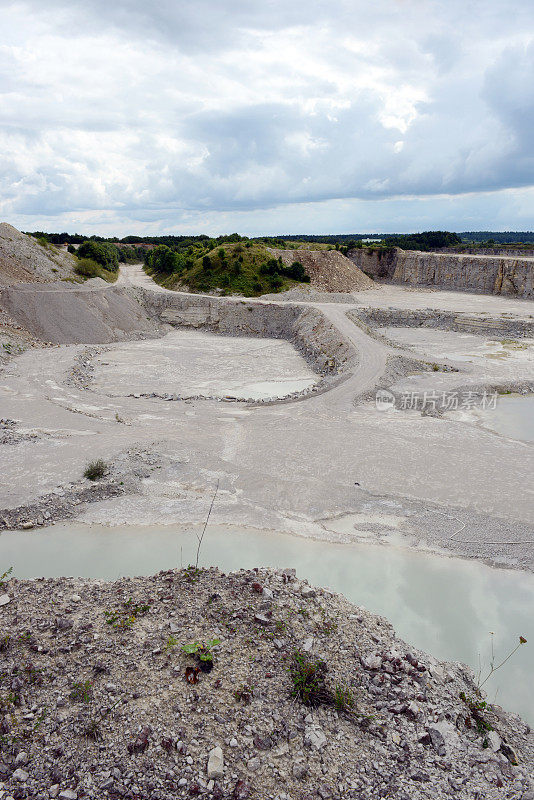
[271,249,375,293]
[0,568,532,800]
[0,225,78,287]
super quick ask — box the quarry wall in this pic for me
[135,288,358,377]
[348,248,534,298]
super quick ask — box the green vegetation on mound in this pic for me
[145,242,310,297]
[74,241,119,283]
[74,258,119,283]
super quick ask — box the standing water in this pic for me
[479,395,534,442]
[1,522,533,723]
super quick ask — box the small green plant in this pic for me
[84,459,107,481]
[0,566,13,590]
[460,692,492,734]
[84,718,101,740]
[104,598,150,629]
[234,683,254,704]
[70,679,94,703]
[334,684,355,712]
[83,698,121,741]
[182,638,220,664]
[23,662,43,685]
[183,565,202,583]
[316,609,338,636]
[165,635,179,652]
[289,651,330,707]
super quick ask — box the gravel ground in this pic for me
[0,567,533,800]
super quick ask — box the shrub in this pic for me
[67,244,76,254]
[74,258,101,278]
[269,274,283,289]
[83,459,107,480]
[77,241,119,271]
[146,245,185,274]
[285,261,310,282]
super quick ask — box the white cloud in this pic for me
[0,0,532,233]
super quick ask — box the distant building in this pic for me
[362,238,383,243]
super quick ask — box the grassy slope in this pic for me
[148,242,298,297]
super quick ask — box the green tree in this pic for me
[77,241,119,271]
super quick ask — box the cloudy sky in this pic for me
[1,0,533,236]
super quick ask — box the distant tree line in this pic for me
[458,231,534,244]
[25,229,534,256]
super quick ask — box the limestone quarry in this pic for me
[1,227,534,800]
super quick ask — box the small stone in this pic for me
[232,780,251,799]
[247,756,260,772]
[262,587,274,600]
[304,726,327,750]
[0,594,10,607]
[427,727,446,757]
[254,613,271,626]
[292,763,308,779]
[301,585,316,598]
[362,654,382,671]
[302,636,314,652]
[500,743,519,765]
[14,752,28,766]
[71,594,81,603]
[59,791,78,800]
[49,786,60,799]
[486,730,501,752]
[229,737,238,747]
[406,700,421,719]
[21,522,34,530]
[12,769,28,782]
[207,746,224,779]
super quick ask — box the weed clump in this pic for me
[334,684,355,712]
[289,651,330,707]
[83,459,108,481]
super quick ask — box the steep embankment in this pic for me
[0,283,159,344]
[348,247,534,297]
[272,248,375,292]
[0,567,532,800]
[0,223,79,286]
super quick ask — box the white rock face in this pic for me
[207,746,224,779]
